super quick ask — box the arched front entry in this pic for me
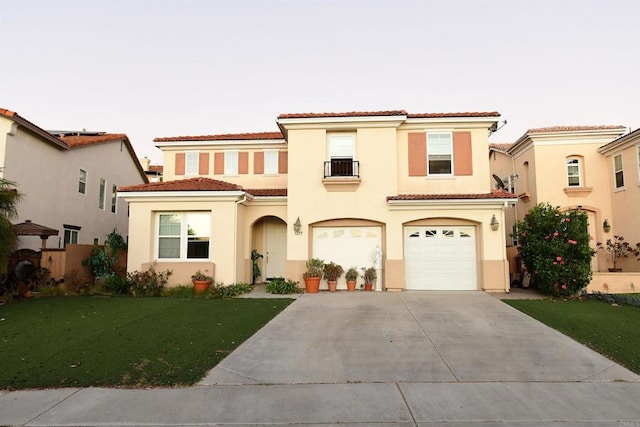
[252,216,287,281]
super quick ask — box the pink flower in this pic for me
[521,231,527,237]
[561,285,567,290]
[565,218,570,222]
[553,262,557,265]
[553,231,559,237]
[556,256,562,261]
[568,239,577,245]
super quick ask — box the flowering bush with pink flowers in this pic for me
[516,203,594,296]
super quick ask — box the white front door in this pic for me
[265,219,286,279]
[404,226,477,290]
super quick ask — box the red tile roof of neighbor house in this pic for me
[527,125,626,133]
[154,132,284,142]
[119,177,287,197]
[58,133,128,147]
[489,143,513,152]
[387,190,517,201]
[277,110,501,119]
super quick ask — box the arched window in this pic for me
[566,157,582,187]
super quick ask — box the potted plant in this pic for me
[345,266,359,292]
[303,258,324,293]
[191,270,213,293]
[596,235,634,272]
[323,262,344,292]
[362,267,376,291]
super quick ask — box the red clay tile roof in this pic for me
[59,133,128,148]
[245,188,287,197]
[489,143,513,151]
[278,110,407,119]
[278,110,501,119]
[154,132,284,142]
[148,165,164,173]
[0,107,68,149]
[0,108,17,118]
[528,125,626,133]
[119,178,286,197]
[407,111,500,118]
[119,177,243,192]
[387,190,516,201]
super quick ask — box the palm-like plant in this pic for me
[0,171,22,274]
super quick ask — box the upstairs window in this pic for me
[264,150,279,175]
[427,133,453,175]
[78,169,87,194]
[185,152,199,175]
[157,212,211,260]
[614,154,624,189]
[98,178,106,210]
[224,151,239,175]
[566,158,581,187]
[111,185,117,213]
[327,134,356,177]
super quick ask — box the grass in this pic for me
[0,296,293,389]
[505,299,640,374]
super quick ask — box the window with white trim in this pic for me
[264,150,279,175]
[327,134,356,177]
[566,158,581,187]
[111,185,117,213]
[63,225,80,247]
[185,152,199,175]
[98,178,106,210]
[427,133,452,175]
[614,154,624,189]
[78,169,87,194]
[224,151,238,175]
[157,212,211,260]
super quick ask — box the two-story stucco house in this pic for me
[119,110,517,291]
[0,108,147,250]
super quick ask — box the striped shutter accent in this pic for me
[239,152,249,174]
[198,153,209,175]
[254,152,264,174]
[175,153,185,175]
[453,132,472,176]
[278,151,288,174]
[214,153,224,175]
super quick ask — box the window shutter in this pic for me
[239,152,249,174]
[278,151,288,174]
[453,132,473,176]
[198,153,209,175]
[175,153,185,175]
[214,153,224,175]
[408,133,427,176]
[254,152,264,174]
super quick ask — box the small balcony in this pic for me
[324,159,360,178]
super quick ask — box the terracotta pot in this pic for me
[304,276,321,293]
[364,283,373,291]
[346,280,357,292]
[193,280,211,294]
[328,280,338,292]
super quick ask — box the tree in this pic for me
[0,172,22,274]
[516,203,594,296]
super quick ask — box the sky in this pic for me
[1,0,639,164]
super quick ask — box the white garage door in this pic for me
[313,226,382,287]
[404,226,477,290]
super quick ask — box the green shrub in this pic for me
[102,274,130,294]
[218,282,253,298]
[516,203,594,296]
[161,285,196,298]
[265,277,303,294]
[127,264,172,297]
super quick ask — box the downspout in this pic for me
[233,193,248,283]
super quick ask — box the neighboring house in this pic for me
[489,125,634,274]
[140,157,164,182]
[0,108,147,250]
[120,110,517,292]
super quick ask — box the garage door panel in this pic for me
[404,226,477,290]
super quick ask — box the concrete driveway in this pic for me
[2,291,639,426]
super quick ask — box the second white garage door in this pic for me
[404,226,477,290]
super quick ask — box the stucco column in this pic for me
[374,245,383,291]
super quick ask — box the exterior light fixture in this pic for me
[603,219,611,233]
[293,217,302,235]
[490,214,499,231]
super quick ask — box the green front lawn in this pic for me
[505,299,640,374]
[0,296,292,389]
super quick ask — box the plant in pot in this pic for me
[303,258,324,293]
[596,235,634,272]
[191,270,213,293]
[323,262,344,292]
[345,266,359,292]
[362,267,376,291]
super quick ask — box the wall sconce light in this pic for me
[293,217,302,235]
[490,214,499,231]
[603,219,611,233]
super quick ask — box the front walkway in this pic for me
[1,291,639,426]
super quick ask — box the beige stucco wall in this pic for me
[587,272,640,293]
[0,117,144,250]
